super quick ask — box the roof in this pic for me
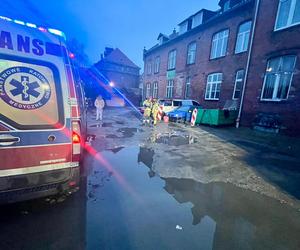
[144,0,253,56]
[100,48,140,69]
[157,33,169,40]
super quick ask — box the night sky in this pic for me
[2,0,219,68]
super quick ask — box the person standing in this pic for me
[151,99,159,126]
[143,97,153,124]
[94,95,105,121]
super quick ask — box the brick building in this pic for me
[143,0,300,135]
[95,47,141,105]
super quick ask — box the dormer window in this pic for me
[224,0,230,11]
[179,21,188,35]
[192,12,203,28]
[158,36,163,45]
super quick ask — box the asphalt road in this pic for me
[0,107,300,250]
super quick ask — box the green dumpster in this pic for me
[195,109,238,126]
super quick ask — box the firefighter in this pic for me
[143,97,153,124]
[94,95,105,121]
[151,99,160,126]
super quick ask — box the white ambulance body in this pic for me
[0,17,86,203]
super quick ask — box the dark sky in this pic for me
[2,0,219,68]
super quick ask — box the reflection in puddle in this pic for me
[117,128,138,138]
[90,122,113,128]
[151,133,197,146]
[85,147,300,249]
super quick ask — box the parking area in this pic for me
[1,106,300,250]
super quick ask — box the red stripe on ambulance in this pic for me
[0,144,71,170]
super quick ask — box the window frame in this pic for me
[210,29,229,60]
[260,55,297,102]
[205,73,223,101]
[185,77,191,98]
[235,21,252,54]
[187,42,197,65]
[147,61,152,75]
[274,0,300,31]
[152,81,158,98]
[232,69,245,100]
[146,82,151,98]
[154,56,160,74]
[166,80,174,99]
[168,50,177,70]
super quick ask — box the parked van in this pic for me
[159,99,200,114]
[0,16,87,203]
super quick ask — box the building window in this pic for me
[168,50,177,70]
[154,57,160,73]
[233,70,245,99]
[147,61,152,75]
[235,21,252,54]
[153,82,158,98]
[185,77,191,98]
[187,42,197,65]
[224,0,231,11]
[205,73,222,100]
[275,0,300,30]
[210,29,229,59]
[261,55,296,101]
[146,83,151,98]
[166,80,174,98]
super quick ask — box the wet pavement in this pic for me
[1,107,300,250]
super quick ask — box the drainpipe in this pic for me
[236,0,261,128]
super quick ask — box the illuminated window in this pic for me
[261,55,296,101]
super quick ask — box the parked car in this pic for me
[167,105,200,123]
[159,99,200,114]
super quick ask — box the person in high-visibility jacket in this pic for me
[143,98,153,123]
[151,99,160,125]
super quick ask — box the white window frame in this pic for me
[146,83,151,98]
[166,80,174,98]
[235,21,252,54]
[205,73,222,100]
[147,61,152,75]
[187,42,197,65]
[168,50,177,70]
[153,82,158,98]
[154,56,160,73]
[275,0,300,31]
[261,56,297,101]
[185,77,191,98]
[210,29,229,59]
[232,70,245,99]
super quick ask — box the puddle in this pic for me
[85,147,300,250]
[151,133,197,146]
[107,146,124,154]
[117,128,138,138]
[90,122,113,128]
[115,121,125,125]
[105,134,120,139]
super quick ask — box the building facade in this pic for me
[143,0,300,135]
[95,47,141,105]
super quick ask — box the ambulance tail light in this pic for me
[72,121,81,156]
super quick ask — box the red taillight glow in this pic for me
[69,53,75,59]
[72,132,80,143]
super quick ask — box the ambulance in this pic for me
[0,16,87,203]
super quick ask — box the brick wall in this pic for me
[243,0,300,135]
[143,1,254,111]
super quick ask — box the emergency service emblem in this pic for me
[0,66,51,110]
